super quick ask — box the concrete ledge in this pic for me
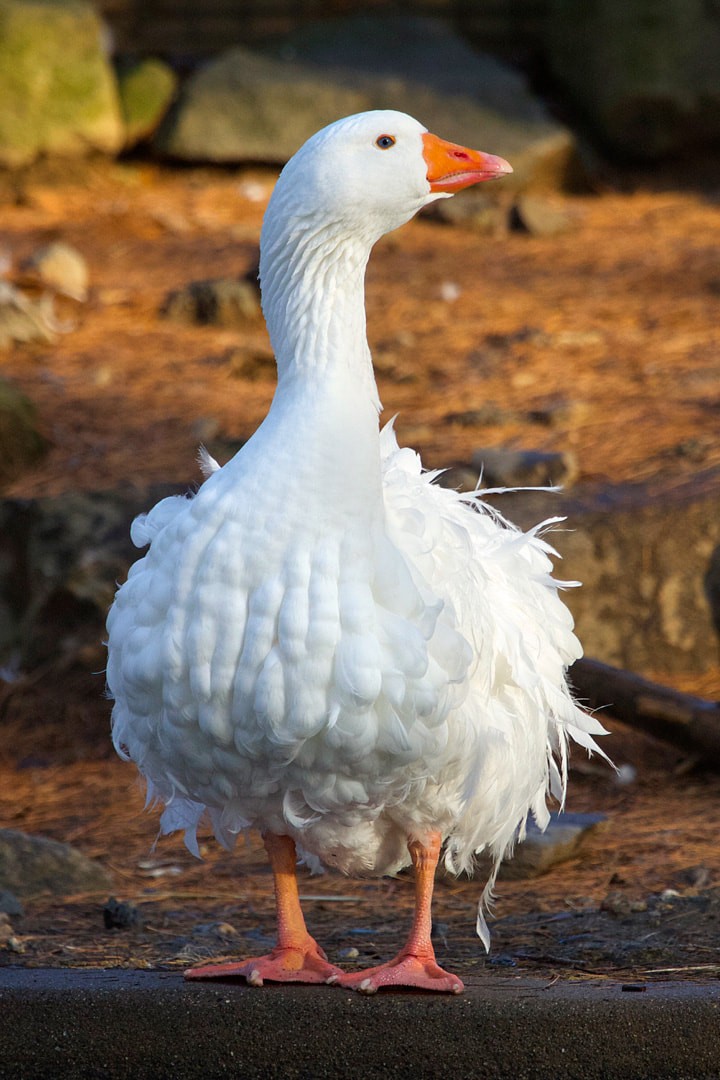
[1,969,719,1079]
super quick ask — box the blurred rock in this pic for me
[499,812,607,880]
[0,0,123,168]
[446,813,607,881]
[673,865,712,891]
[103,897,140,930]
[161,278,261,327]
[21,242,89,302]
[155,47,365,164]
[546,0,720,160]
[0,483,182,666]
[430,193,576,236]
[425,190,506,233]
[0,890,23,917]
[0,283,60,347]
[472,447,579,488]
[509,195,575,237]
[490,468,720,674]
[0,376,48,487]
[600,891,648,916]
[0,828,112,898]
[116,57,178,148]
[156,15,578,192]
[435,466,480,494]
[0,912,19,948]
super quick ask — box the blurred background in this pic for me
[0,0,719,975]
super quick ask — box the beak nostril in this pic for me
[453,150,471,161]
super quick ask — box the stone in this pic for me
[471,446,579,488]
[435,466,480,494]
[0,889,23,916]
[0,828,112,898]
[545,0,720,161]
[155,47,366,164]
[0,283,60,347]
[103,897,140,930]
[424,190,506,233]
[156,16,578,192]
[509,195,575,237]
[487,467,720,674]
[445,813,607,881]
[116,57,178,148]
[21,241,89,301]
[499,813,607,881]
[0,483,182,666]
[0,375,48,486]
[161,278,261,327]
[600,891,648,916]
[0,0,123,168]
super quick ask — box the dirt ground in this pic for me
[0,160,719,983]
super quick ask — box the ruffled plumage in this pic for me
[106,110,609,949]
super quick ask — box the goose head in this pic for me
[259,111,512,384]
[263,109,512,247]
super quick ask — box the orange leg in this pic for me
[332,831,464,995]
[185,832,342,986]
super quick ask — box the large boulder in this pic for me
[156,15,577,192]
[545,0,720,160]
[0,0,123,168]
[490,468,720,675]
[155,46,367,165]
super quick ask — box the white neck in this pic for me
[259,209,381,410]
[251,195,386,521]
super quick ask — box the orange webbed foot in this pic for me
[330,950,464,995]
[185,938,342,986]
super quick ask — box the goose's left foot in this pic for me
[331,948,464,994]
[331,830,463,994]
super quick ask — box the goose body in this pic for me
[107,110,608,991]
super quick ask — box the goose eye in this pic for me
[375,134,396,150]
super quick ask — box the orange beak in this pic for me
[422,132,512,193]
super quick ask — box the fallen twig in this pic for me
[570,657,720,767]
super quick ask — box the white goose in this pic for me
[106,110,608,995]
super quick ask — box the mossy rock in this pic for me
[117,57,178,148]
[0,377,48,485]
[0,0,123,168]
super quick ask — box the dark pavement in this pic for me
[1,968,719,1079]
